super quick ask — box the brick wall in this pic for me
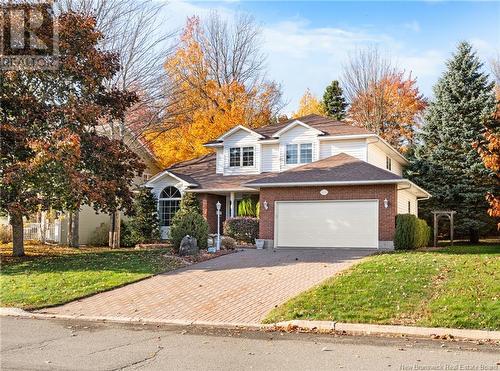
[198,193,226,234]
[259,185,397,242]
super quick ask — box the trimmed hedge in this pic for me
[223,217,259,243]
[394,214,431,250]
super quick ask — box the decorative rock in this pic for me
[179,235,198,256]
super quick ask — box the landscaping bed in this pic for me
[264,244,500,331]
[0,242,233,310]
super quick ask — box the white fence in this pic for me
[23,221,61,243]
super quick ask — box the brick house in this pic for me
[145,114,430,249]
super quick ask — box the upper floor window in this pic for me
[229,146,254,167]
[300,143,313,163]
[286,143,312,165]
[386,156,392,171]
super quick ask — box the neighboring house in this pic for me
[146,114,430,249]
[1,132,161,246]
[72,133,161,245]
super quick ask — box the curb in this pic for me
[0,308,267,331]
[273,320,500,341]
[1,308,498,342]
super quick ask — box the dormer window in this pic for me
[229,146,254,167]
[286,143,312,165]
[386,156,392,171]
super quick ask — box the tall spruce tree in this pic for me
[322,80,347,120]
[408,41,497,242]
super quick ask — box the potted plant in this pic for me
[255,239,265,249]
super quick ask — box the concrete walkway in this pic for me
[40,248,372,323]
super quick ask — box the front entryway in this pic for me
[275,200,379,248]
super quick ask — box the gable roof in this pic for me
[204,114,373,146]
[216,125,264,141]
[271,119,324,138]
[150,154,261,191]
[244,153,402,187]
[255,114,372,138]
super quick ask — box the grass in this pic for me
[264,244,500,330]
[0,243,184,309]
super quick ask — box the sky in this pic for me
[162,1,500,114]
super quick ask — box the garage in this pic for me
[274,200,379,248]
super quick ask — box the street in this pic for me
[1,317,498,370]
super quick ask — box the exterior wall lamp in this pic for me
[263,200,269,210]
[383,198,389,209]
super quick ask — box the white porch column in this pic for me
[230,192,235,218]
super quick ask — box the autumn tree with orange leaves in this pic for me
[342,47,426,152]
[347,72,426,152]
[146,14,282,167]
[475,85,500,226]
[293,89,325,118]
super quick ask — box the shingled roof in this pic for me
[244,153,402,187]
[204,114,372,145]
[165,154,262,191]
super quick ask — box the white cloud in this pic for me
[404,20,421,33]
[159,1,449,113]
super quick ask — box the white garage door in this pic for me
[275,200,379,248]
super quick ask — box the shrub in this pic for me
[415,218,431,248]
[169,211,209,252]
[88,223,109,246]
[0,225,12,243]
[179,192,200,213]
[221,236,236,250]
[223,217,259,243]
[394,214,417,250]
[128,187,160,244]
[394,214,431,250]
[120,220,140,247]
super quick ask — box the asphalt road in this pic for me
[1,317,498,371]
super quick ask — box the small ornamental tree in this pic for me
[169,193,208,251]
[128,187,160,243]
[0,11,143,256]
[322,80,347,120]
[179,192,200,213]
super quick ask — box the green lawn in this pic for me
[264,244,500,330]
[0,244,184,309]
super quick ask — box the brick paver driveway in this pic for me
[40,248,373,324]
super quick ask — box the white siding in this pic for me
[215,147,224,174]
[367,143,404,176]
[222,128,261,175]
[149,175,187,200]
[392,160,403,176]
[319,139,367,161]
[279,125,320,171]
[261,143,280,172]
[397,189,418,216]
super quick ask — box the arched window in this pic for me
[159,186,182,227]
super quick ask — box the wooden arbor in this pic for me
[431,211,456,247]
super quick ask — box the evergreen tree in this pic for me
[179,192,201,213]
[322,80,347,120]
[408,41,497,242]
[129,187,160,243]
